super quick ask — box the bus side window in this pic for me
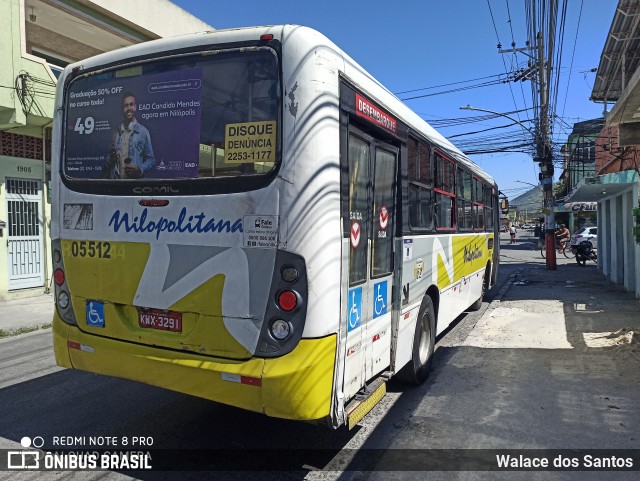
[457,167,472,231]
[434,152,455,230]
[407,137,433,230]
[472,177,485,230]
[485,185,494,231]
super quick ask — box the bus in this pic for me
[51,25,499,429]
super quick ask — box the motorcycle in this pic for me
[575,241,597,266]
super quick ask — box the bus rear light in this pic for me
[54,268,65,286]
[277,290,297,311]
[51,239,77,326]
[260,34,274,41]
[270,319,291,340]
[139,199,170,207]
[57,291,70,309]
[281,266,299,283]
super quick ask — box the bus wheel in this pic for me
[469,264,490,311]
[398,296,435,385]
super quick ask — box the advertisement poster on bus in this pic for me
[65,68,203,179]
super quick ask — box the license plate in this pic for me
[138,309,182,333]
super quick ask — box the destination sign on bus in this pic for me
[355,94,397,135]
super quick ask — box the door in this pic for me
[343,129,397,400]
[6,178,45,289]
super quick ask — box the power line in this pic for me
[393,73,506,95]
[487,0,528,124]
[560,0,583,123]
[398,78,508,101]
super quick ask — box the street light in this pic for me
[459,105,536,137]
[459,105,557,270]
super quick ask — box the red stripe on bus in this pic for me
[241,376,262,387]
[434,188,455,197]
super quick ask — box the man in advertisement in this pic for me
[104,91,155,179]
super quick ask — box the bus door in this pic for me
[343,129,397,400]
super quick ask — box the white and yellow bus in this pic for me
[51,25,499,429]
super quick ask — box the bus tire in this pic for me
[469,264,490,311]
[398,296,435,385]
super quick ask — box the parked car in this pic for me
[570,226,598,249]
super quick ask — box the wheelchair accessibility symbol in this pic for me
[347,287,362,332]
[373,280,388,319]
[86,300,105,327]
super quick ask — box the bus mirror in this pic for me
[500,198,509,214]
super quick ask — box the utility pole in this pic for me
[536,30,557,270]
[499,29,556,269]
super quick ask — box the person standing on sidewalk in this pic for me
[509,224,517,244]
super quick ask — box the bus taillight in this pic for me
[277,290,297,312]
[54,268,65,286]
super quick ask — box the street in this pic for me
[0,231,639,480]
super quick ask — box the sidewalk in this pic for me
[0,292,54,335]
[467,243,640,352]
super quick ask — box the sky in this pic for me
[172,0,616,201]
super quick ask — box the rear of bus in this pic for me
[51,27,341,423]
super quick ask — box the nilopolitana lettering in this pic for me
[464,244,483,263]
[109,207,243,239]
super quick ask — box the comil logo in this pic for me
[7,436,43,470]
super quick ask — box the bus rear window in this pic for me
[63,47,279,181]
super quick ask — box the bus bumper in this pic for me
[52,313,336,421]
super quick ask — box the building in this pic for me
[557,118,604,232]
[0,0,211,300]
[564,0,640,298]
[560,118,605,194]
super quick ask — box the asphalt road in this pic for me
[0,232,637,481]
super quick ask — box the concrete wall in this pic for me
[0,0,56,133]
[597,180,640,299]
[81,0,213,38]
[595,124,640,175]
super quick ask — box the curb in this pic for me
[0,323,52,339]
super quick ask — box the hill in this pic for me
[510,187,544,218]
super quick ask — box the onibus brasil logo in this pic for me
[6,436,152,470]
